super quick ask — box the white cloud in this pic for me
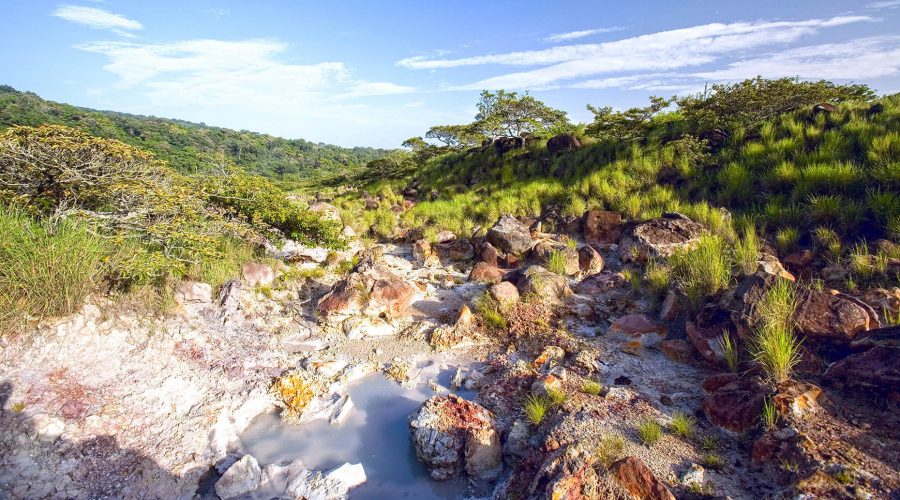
[53,5,142,36]
[867,0,900,9]
[399,16,873,90]
[76,38,418,145]
[544,27,624,43]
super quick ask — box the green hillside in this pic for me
[0,85,391,182]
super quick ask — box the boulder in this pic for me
[435,230,456,243]
[772,380,821,419]
[286,463,367,500]
[577,245,604,274]
[517,265,573,304]
[279,240,331,264]
[434,238,474,261]
[487,215,534,255]
[582,210,622,245]
[493,136,524,154]
[685,321,726,366]
[242,262,276,287]
[478,241,501,267]
[308,201,342,222]
[574,272,627,295]
[489,281,520,306]
[701,373,768,434]
[546,133,582,155]
[469,262,503,284]
[618,216,708,262]
[610,457,676,500]
[531,241,580,275]
[756,254,796,281]
[409,395,501,480]
[174,281,212,305]
[751,427,816,471]
[824,346,900,400]
[609,314,667,347]
[412,239,433,266]
[793,289,872,344]
[215,455,261,499]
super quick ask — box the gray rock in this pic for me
[215,455,261,499]
[487,214,534,255]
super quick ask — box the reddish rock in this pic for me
[574,272,627,295]
[610,314,667,346]
[531,241,580,275]
[685,321,725,366]
[824,346,900,400]
[610,457,676,500]
[434,238,474,261]
[307,201,342,222]
[756,254,796,281]
[469,262,503,284]
[370,278,416,321]
[318,249,416,322]
[618,215,708,262]
[658,290,681,321]
[518,266,573,304]
[701,374,768,434]
[751,428,816,471]
[412,239,433,265]
[456,305,474,328]
[435,230,456,243]
[784,250,813,270]
[773,381,821,419]
[660,339,694,364]
[577,245,604,274]
[794,289,872,343]
[582,210,622,245]
[478,241,501,267]
[546,133,582,155]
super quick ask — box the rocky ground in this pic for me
[1,204,898,499]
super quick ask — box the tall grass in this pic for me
[0,206,107,335]
[750,279,801,384]
[669,235,732,313]
[733,225,760,275]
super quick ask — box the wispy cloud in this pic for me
[53,5,142,37]
[544,27,624,43]
[399,16,874,90]
[867,0,900,9]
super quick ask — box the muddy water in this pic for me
[240,373,471,499]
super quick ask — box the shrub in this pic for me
[670,235,732,313]
[751,279,801,384]
[0,207,108,335]
[637,419,663,446]
[669,411,696,438]
[524,394,551,425]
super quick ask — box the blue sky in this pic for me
[1,1,899,147]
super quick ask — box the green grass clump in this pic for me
[775,227,800,254]
[545,250,568,275]
[596,433,626,467]
[0,206,108,335]
[669,411,696,438]
[637,419,663,446]
[475,294,508,330]
[751,279,801,384]
[832,469,853,485]
[702,452,724,470]
[643,259,671,298]
[546,388,567,407]
[813,227,842,262]
[700,434,720,452]
[580,379,604,396]
[733,225,760,275]
[761,398,778,431]
[669,234,732,313]
[719,331,740,373]
[523,394,551,426]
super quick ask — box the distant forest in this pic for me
[0,85,391,182]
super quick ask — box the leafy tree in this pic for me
[473,90,569,139]
[425,124,484,148]
[677,76,875,130]
[586,96,674,142]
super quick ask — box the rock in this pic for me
[29,413,66,443]
[532,241,580,275]
[660,339,694,363]
[469,262,503,284]
[174,281,212,305]
[533,345,565,372]
[618,216,708,262]
[215,455,261,499]
[810,102,837,118]
[582,210,622,245]
[429,325,475,351]
[784,249,813,271]
[794,289,872,344]
[487,215,534,255]
[756,254,796,281]
[862,288,900,322]
[342,316,395,339]
[773,381,821,419]
[701,373,768,434]
[488,281,520,306]
[317,250,417,323]
[824,346,900,400]
[308,201,342,222]
[434,238,474,261]
[700,128,729,151]
[258,459,306,495]
[517,265,572,304]
[680,464,706,490]
[456,305,474,328]
[242,262,276,287]
[280,240,331,264]
[412,239,433,265]
[751,427,816,471]
[409,395,501,480]
[503,420,532,458]
[286,463,367,500]
[531,374,563,398]
[577,245,604,274]
[546,133,582,155]
[610,457,676,500]
[685,321,726,366]
[329,395,354,426]
[478,241,501,267]
[435,230,456,243]
[609,314,667,347]
[658,290,681,321]
[574,271,627,295]
[493,136,524,154]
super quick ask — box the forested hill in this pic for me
[0,85,391,181]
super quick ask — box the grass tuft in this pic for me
[719,331,740,373]
[524,394,551,425]
[596,433,626,468]
[545,250,568,275]
[580,379,605,396]
[669,411,696,438]
[637,419,663,446]
[751,279,801,384]
[669,234,732,313]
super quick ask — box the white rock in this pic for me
[342,317,395,339]
[681,463,706,489]
[286,463,367,500]
[259,458,306,494]
[174,281,212,305]
[29,413,65,443]
[215,455,261,499]
[242,262,276,287]
[329,395,354,426]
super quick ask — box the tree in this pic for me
[425,124,484,149]
[473,90,569,139]
[677,76,875,130]
[586,96,673,143]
